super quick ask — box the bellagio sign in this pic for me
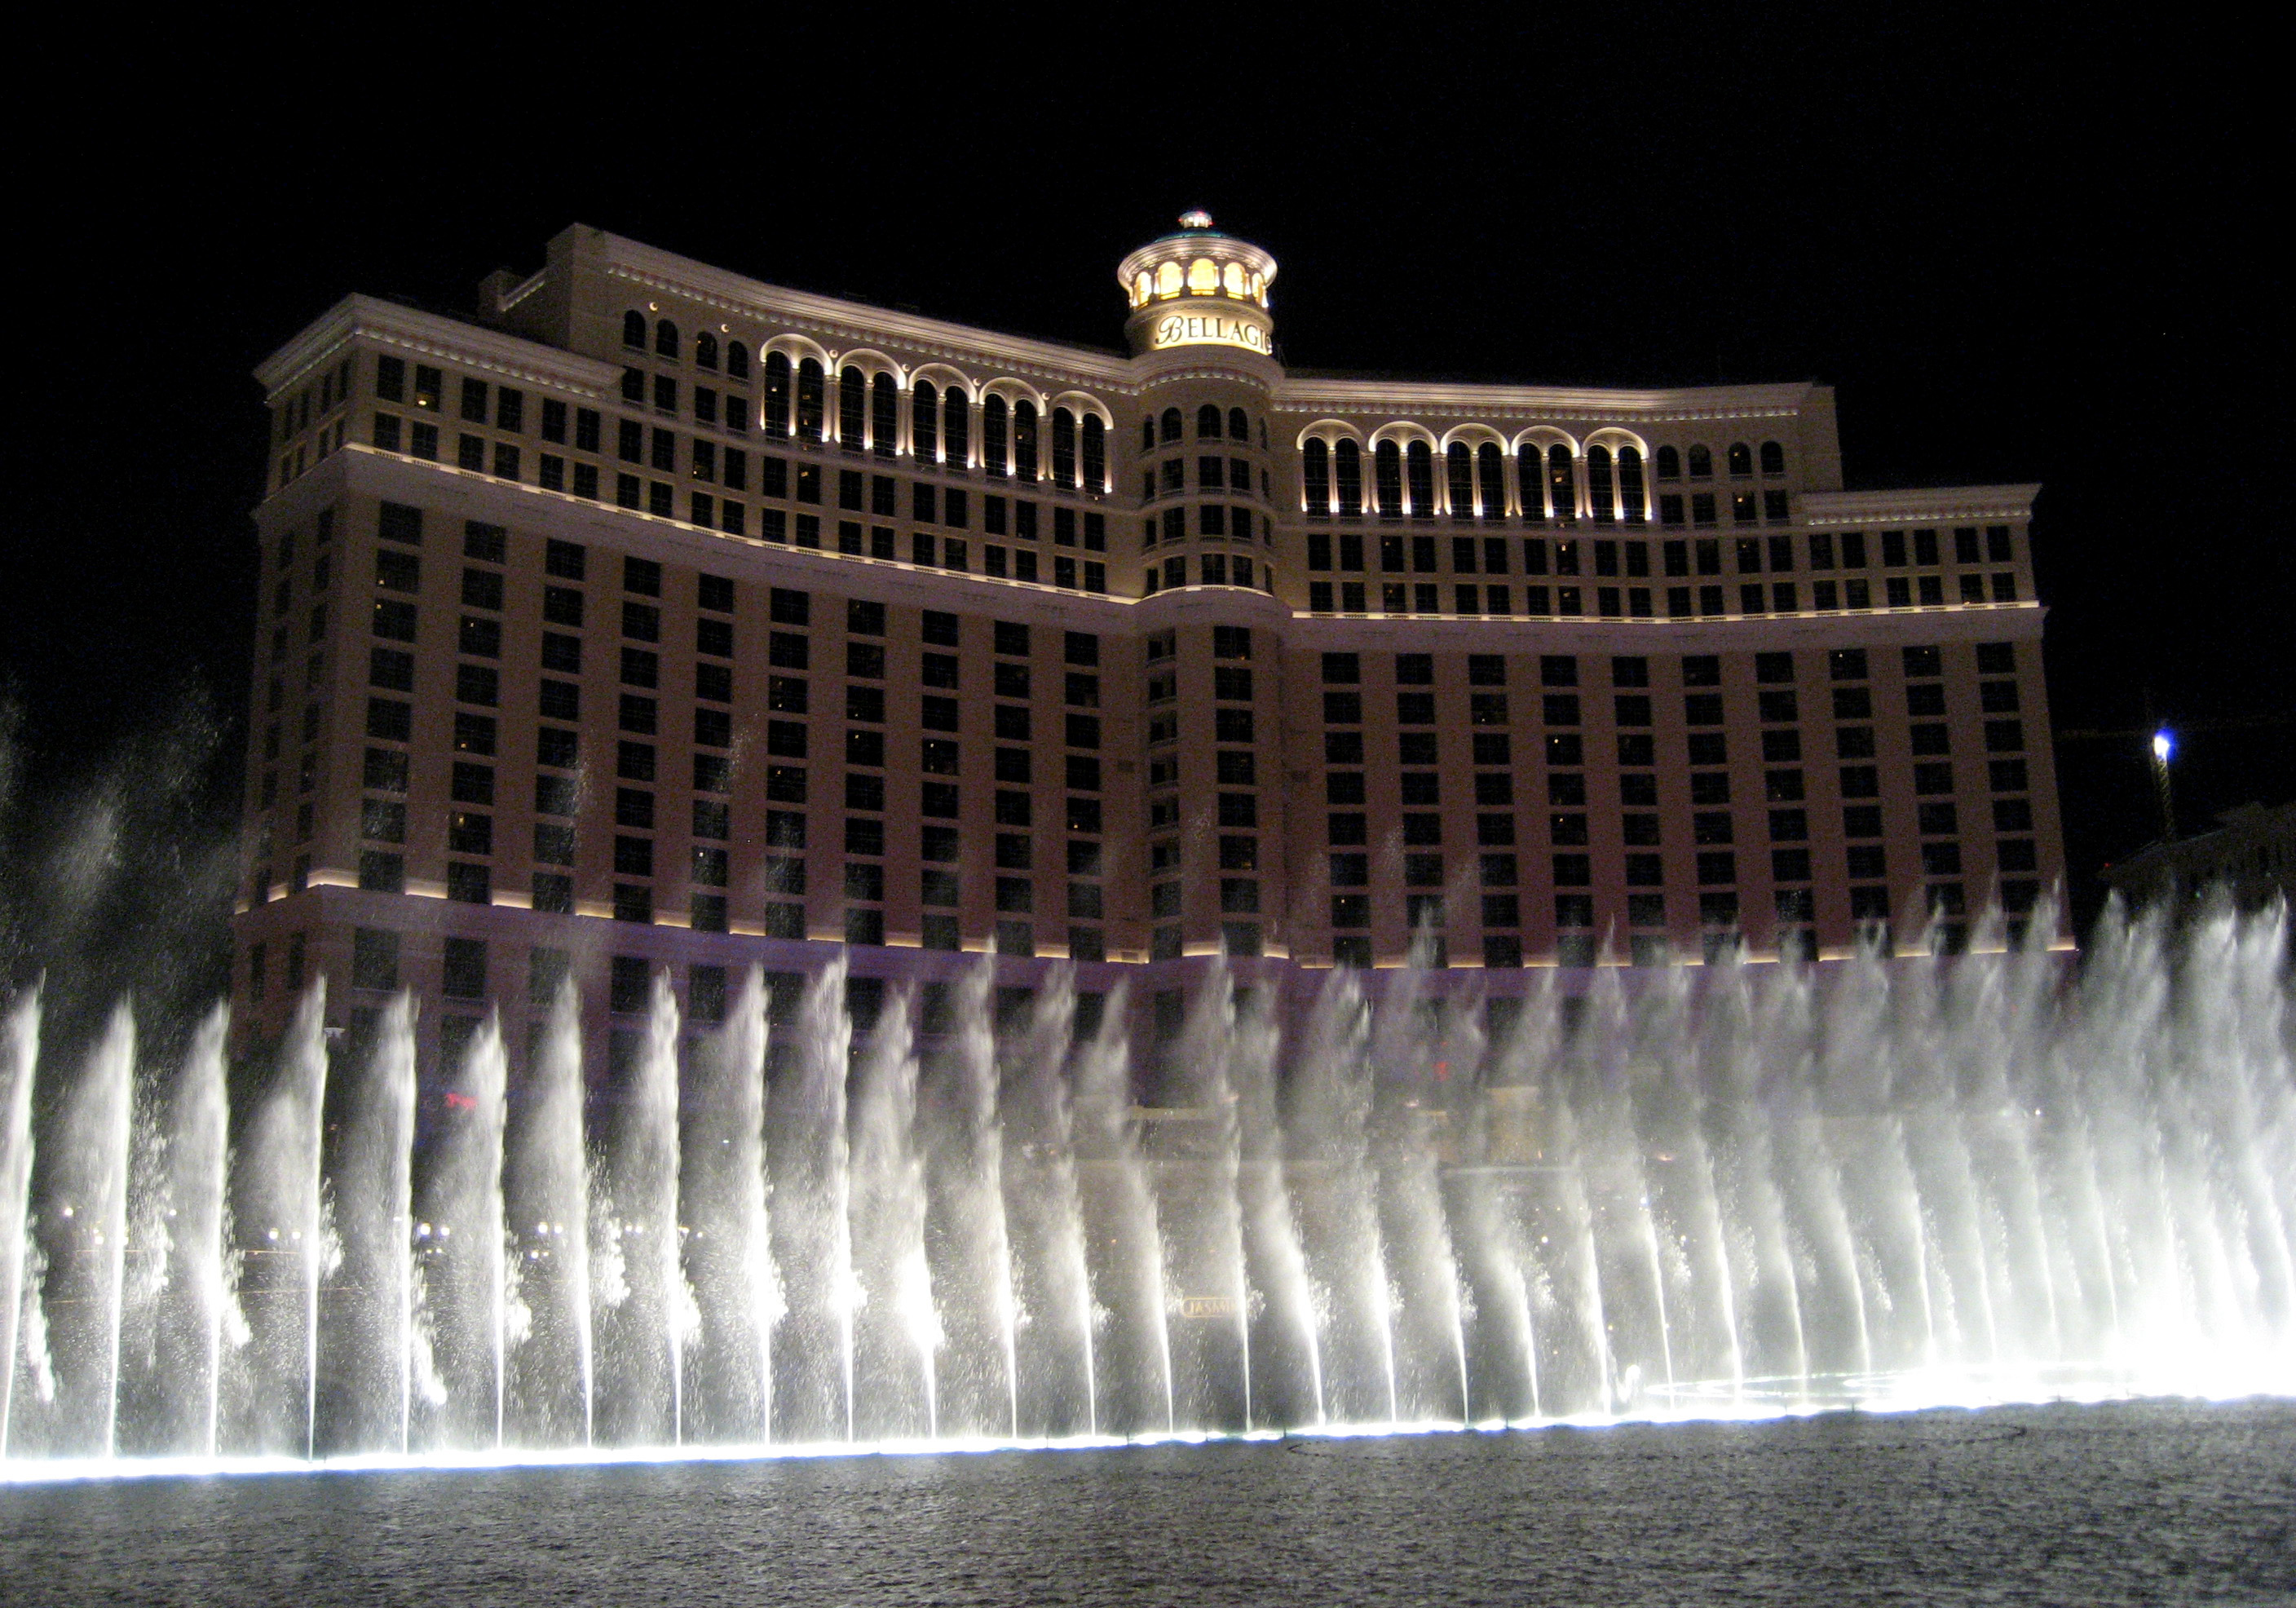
[1151,311,1270,355]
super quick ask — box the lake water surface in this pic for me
[2,1397,2290,1605]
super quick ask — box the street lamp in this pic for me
[2150,728,2177,841]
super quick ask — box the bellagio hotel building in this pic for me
[236,214,2063,1061]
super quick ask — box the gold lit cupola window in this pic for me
[1118,211,1280,350]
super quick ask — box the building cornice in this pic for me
[254,295,620,401]
[1799,485,2041,524]
[1269,377,1822,423]
[592,232,1140,393]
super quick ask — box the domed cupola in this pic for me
[1117,211,1278,360]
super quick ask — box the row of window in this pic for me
[1302,438,1655,523]
[618,316,1128,489]
[1314,642,2022,690]
[757,356,1112,491]
[1142,454,1271,504]
[1305,528,2015,580]
[1141,404,1261,450]
[621,312,753,374]
[1141,553,1273,594]
[1296,436,1786,521]
[1304,575,2019,618]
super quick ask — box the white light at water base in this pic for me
[2152,730,2175,762]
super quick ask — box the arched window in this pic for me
[1228,407,1249,441]
[695,332,719,370]
[1051,407,1078,488]
[838,367,867,449]
[1686,443,1712,479]
[912,382,939,464]
[1013,400,1039,480]
[1618,447,1647,524]
[1477,443,1507,519]
[943,388,970,468]
[1197,404,1221,439]
[1655,444,1680,479]
[1587,445,1615,523]
[1156,262,1182,297]
[655,319,678,360]
[764,351,793,435]
[866,373,894,457]
[1161,407,1184,444]
[1374,441,1404,519]
[1446,444,1475,519]
[726,341,750,381]
[982,395,1009,478]
[796,359,826,440]
[1728,442,1752,477]
[1760,440,1785,475]
[1406,441,1435,519]
[1548,444,1577,522]
[621,310,647,348]
[1141,417,1156,453]
[1081,414,1106,491]
[1302,439,1331,515]
[1334,440,1363,517]
[1517,444,1543,519]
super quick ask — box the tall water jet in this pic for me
[1002,969,1095,1436]
[423,1013,510,1449]
[925,964,1020,1438]
[1291,970,1397,1423]
[767,958,854,1442]
[1698,963,1813,1403]
[228,981,333,1457]
[0,985,38,1456]
[683,966,778,1443]
[1349,960,1459,1415]
[848,987,934,1438]
[598,974,686,1445]
[1450,976,1556,1422]
[34,1000,135,1457]
[332,994,417,1452]
[506,981,591,1447]
[1071,983,1173,1434]
[1156,961,1251,1430]
[1665,969,1749,1402]
[1229,980,1322,1428]
[161,1004,235,1457]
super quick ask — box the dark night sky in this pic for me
[6,15,2284,945]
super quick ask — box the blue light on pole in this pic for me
[2150,729,2177,840]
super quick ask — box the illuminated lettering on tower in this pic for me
[1150,311,1270,354]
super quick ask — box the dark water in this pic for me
[2,1398,2291,1606]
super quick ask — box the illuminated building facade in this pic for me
[235,214,2064,1062]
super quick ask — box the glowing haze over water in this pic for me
[1,899,2289,1483]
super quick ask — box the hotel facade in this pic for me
[236,215,2063,1064]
